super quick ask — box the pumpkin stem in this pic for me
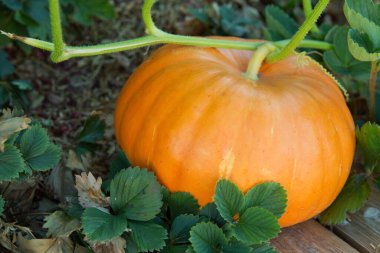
[245,43,277,81]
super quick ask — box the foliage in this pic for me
[44,166,288,253]
[0,0,115,78]
[0,109,60,180]
[190,3,262,38]
[320,122,380,225]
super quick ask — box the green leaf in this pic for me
[22,0,51,40]
[110,167,162,221]
[221,241,252,253]
[323,26,371,82]
[0,115,30,152]
[1,0,22,11]
[170,214,199,244]
[81,207,128,241]
[26,143,61,171]
[252,243,278,253]
[319,173,371,225]
[19,125,49,160]
[128,221,167,252]
[43,211,80,237]
[75,115,105,155]
[0,195,4,215]
[0,50,14,78]
[344,0,380,48]
[232,207,280,245]
[66,197,84,219]
[168,192,200,219]
[356,122,380,172]
[214,179,244,223]
[11,80,33,91]
[61,0,115,26]
[244,182,287,218]
[102,148,130,192]
[0,144,25,180]
[347,29,380,62]
[200,203,226,227]
[189,222,227,253]
[264,5,299,40]
[162,245,190,253]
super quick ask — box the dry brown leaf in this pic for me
[74,244,89,253]
[0,116,31,151]
[75,172,109,208]
[18,235,74,253]
[89,236,126,253]
[66,150,85,170]
[0,220,35,253]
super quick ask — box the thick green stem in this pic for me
[49,0,65,62]
[302,0,321,35]
[142,0,166,36]
[0,30,331,61]
[0,0,332,62]
[269,0,330,63]
[369,61,378,121]
[245,44,277,80]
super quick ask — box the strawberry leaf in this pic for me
[128,221,167,252]
[200,203,226,227]
[43,211,80,237]
[244,182,287,218]
[214,179,244,223]
[81,207,128,241]
[0,144,26,180]
[110,167,162,221]
[319,173,371,225]
[189,222,227,253]
[169,214,199,244]
[232,207,280,245]
[168,192,200,219]
[356,122,380,173]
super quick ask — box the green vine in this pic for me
[269,0,330,62]
[49,0,65,62]
[0,0,331,63]
[302,0,321,35]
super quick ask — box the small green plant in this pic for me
[34,164,287,253]
[0,108,61,218]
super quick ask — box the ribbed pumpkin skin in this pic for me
[114,43,355,227]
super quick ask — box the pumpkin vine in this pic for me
[1,0,332,64]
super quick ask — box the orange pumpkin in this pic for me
[114,40,355,227]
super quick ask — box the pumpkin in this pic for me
[114,41,355,227]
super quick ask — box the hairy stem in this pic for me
[49,0,65,62]
[369,61,378,121]
[269,0,330,62]
[245,44,277,80]
[302,0,321,35]
[0,0,332,62]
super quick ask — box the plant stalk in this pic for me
[245,44,277,80]
[302,0,321,35]
[0,0,332,62]
[369,61,378,121]
[269,0,330,63]
[49,0,65,62]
